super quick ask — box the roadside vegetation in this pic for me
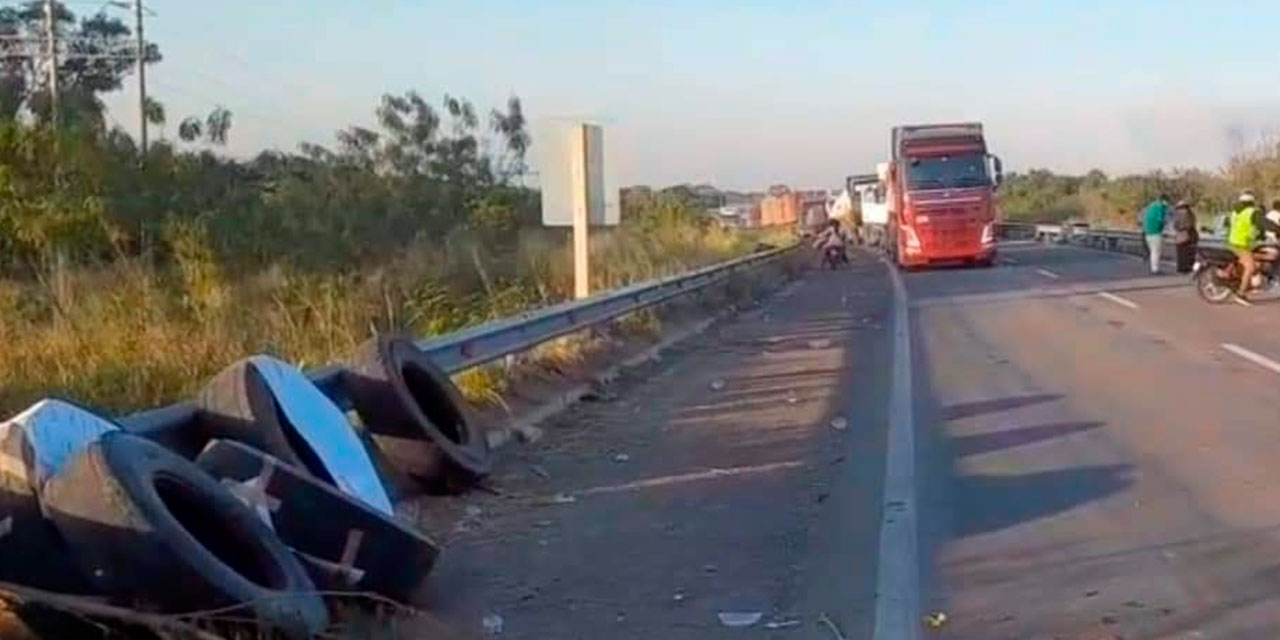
[0,2,782,418]
[998,141,1280,226]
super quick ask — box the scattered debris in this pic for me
[672,592,686,603]
[702,564,718,574]
[529,465,550,479]
[515,425,544,444]
[924,611,948,629]
[549,493,577,505]
[787,391,799,405]
[830,416,848,431]
[474,481,503,496]
[717,612,762,628]
[808,339,833,349]
[765,619,802,630]
[815,492,829,504]
[817,612,847,640]
[465,505,483,518]
[582,388,618,403]
[709,379,726,391]
[1084,590,1100,598]
[482,613,504,636]
[1100,615,1117,625]
[612,453,631,463]
[533,520,553,528]
[1123,600,1145,609]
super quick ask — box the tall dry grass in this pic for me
[0,222,788,418]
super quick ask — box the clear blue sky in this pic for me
[100,0,1280,190]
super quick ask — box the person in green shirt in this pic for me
[1141,194,1169,274]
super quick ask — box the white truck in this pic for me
[847,162,892,248]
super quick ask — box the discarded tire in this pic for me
[42,432,328,638]
[0,399,118,592]
[196,355,394,514]
[197,439,440,602]
[346,334,491,494]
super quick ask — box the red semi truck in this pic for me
[854,123,1003,268]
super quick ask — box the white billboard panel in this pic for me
[537,120,618,227]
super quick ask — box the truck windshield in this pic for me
[906,152,989,190]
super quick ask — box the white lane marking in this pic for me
[873,263,920,640]
[1096,291,1140,310]
[1234,297,1254,308]
[1035,268,1061,280]
[577,460,805,496]
[1222,343,1280,375]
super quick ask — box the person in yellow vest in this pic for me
[1228,192,1262,299]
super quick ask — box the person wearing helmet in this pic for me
[1265,199,1280,244]
[1227,192,1261,298]
[1255,199,1280,279]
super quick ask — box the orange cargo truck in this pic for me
[881,123,1004,268]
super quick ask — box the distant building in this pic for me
[713,203,759,229]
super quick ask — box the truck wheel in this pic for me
[194,358,303,465]
[196,356,394,515]
[0,399,117,593]
[345,335,491,494]
[197,439,440,603]
[42,433,328,638]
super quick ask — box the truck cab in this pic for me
[886,123,1003,267]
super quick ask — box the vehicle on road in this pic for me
[1192,243,1280,303]
[821,245,849,270]
[854,123,1004,269]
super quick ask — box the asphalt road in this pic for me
[420,242,1280,640]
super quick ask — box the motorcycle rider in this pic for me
[813,218,851,266]
[1266,199,1280,244]
[1228,192,1260,298]
[1257,198,1280,274]
[1226,192,1280,298]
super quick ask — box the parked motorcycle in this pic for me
[1192,244,1280,303]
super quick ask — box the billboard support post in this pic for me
[538,119,617,300]
[573,124,591,299]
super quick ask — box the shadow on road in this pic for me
[905,242,1181,304]
[951,421,1105,458]
[941,394,1062,421]
[952,464,1135,538]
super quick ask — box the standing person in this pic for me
[1141,193,1170,274]
[1227,192,1259,299]
[1172,200,1198,273]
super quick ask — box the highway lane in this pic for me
[416,242,1280,639]
[911,243,1280,638]
[422,250,898,639]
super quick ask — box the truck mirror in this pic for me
[990,155,1004,189]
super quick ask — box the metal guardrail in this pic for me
[996,221,1228,258]
[120,243,799,434]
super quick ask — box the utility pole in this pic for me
[44,0,58,128]
[134,0,147,155]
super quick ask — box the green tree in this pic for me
[0,2,161,128]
